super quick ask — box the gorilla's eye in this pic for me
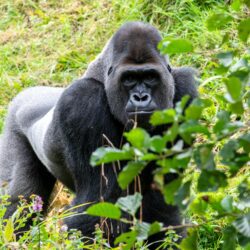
[122,75,137,87]
[167,64,172,73]
[144,73,158,87]
[107,67,113,76]
[145,74,155,83]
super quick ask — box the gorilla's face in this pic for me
[105,23,175,127]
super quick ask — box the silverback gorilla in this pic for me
[0,22,197,247]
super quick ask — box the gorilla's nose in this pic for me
[130,92,151,107]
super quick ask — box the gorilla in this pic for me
[0,22,197,247]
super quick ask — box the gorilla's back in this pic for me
[14,86,64,131]
[0,86,64,186]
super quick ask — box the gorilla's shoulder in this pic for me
[172,67,199,104]
[55,77,111,128]
[63,78,104,98]
[58,78,105,109]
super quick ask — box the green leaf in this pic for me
[220,139,249,175]
[237,180,250,210]
[197,170,227,192]
[175,181,192,209]
[213,110,230,135]
[231,0,241,11]
[180,228,198,250]
[230,101,244,115]
[150,109,176,126]
[86,202,121,219]
[90,147,132,166]
[185,98,212,120]
[206,13,233,31]
[222,226,237,250]
[221,33,230,45]
[157,158,174,173]
[194,144,215,170]
[159,39,194,54]
[185,105,203,120]
[238,18,250,42]
[157,150,191,172]
[4,219,14,242]
[238,233,250,247]
[115,231,137,249]
[217,52,234,67]
[135,222,151,241]
[149,135,166,153]
[148,221,163,237]
[230,69,250,85]
[135,221,163,241]
[175,150,192,168]
[201,193,227,214]
[174,181,191,209]
[116,193,142,216]
[189,196,208,215]
[164,178,182,205]
[213,111,243,137]
[118,161,145,190]
[172,140,184,152]
[239,133,250,153]
[175,95,191,114]
[224,76,242,102]
[233,213,250,238]
[179,120,210,144]
[221,195,234,213]
[124,128,150,149]
[164,122,179,143]
[220,140,238,160]
[243,244,250,249]
[140,153,158,161]
[231,58,248,72]
[244,0,250,7]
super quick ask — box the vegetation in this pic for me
[0,0,249,249]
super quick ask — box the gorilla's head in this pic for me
[84,22,175,127]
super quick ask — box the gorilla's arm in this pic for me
[52,78,123,191]
[163,66,198,185]
[172,67,198,104]
[49,78,125,236]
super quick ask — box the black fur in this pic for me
[52,78,187,245]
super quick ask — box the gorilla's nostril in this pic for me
[132,93,150,103]
[141,94,149,102]
[132,94,141,102]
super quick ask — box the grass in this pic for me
[0,0,241,134]
[0,0,248,249]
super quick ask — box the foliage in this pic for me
[0,195,82,248]
[89,1,250,249]
[0,0,249,249]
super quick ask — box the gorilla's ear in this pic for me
[171,67,199,106]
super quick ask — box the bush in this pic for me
[88,2,250,249]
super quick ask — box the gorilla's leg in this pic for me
[63,173,127,244]
[142,190,183,249]
[3,131,56,222]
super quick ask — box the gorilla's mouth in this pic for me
[127,110,154,116]
[127,110,154,126]
[125,100,158,119]
[126,110,154,129]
